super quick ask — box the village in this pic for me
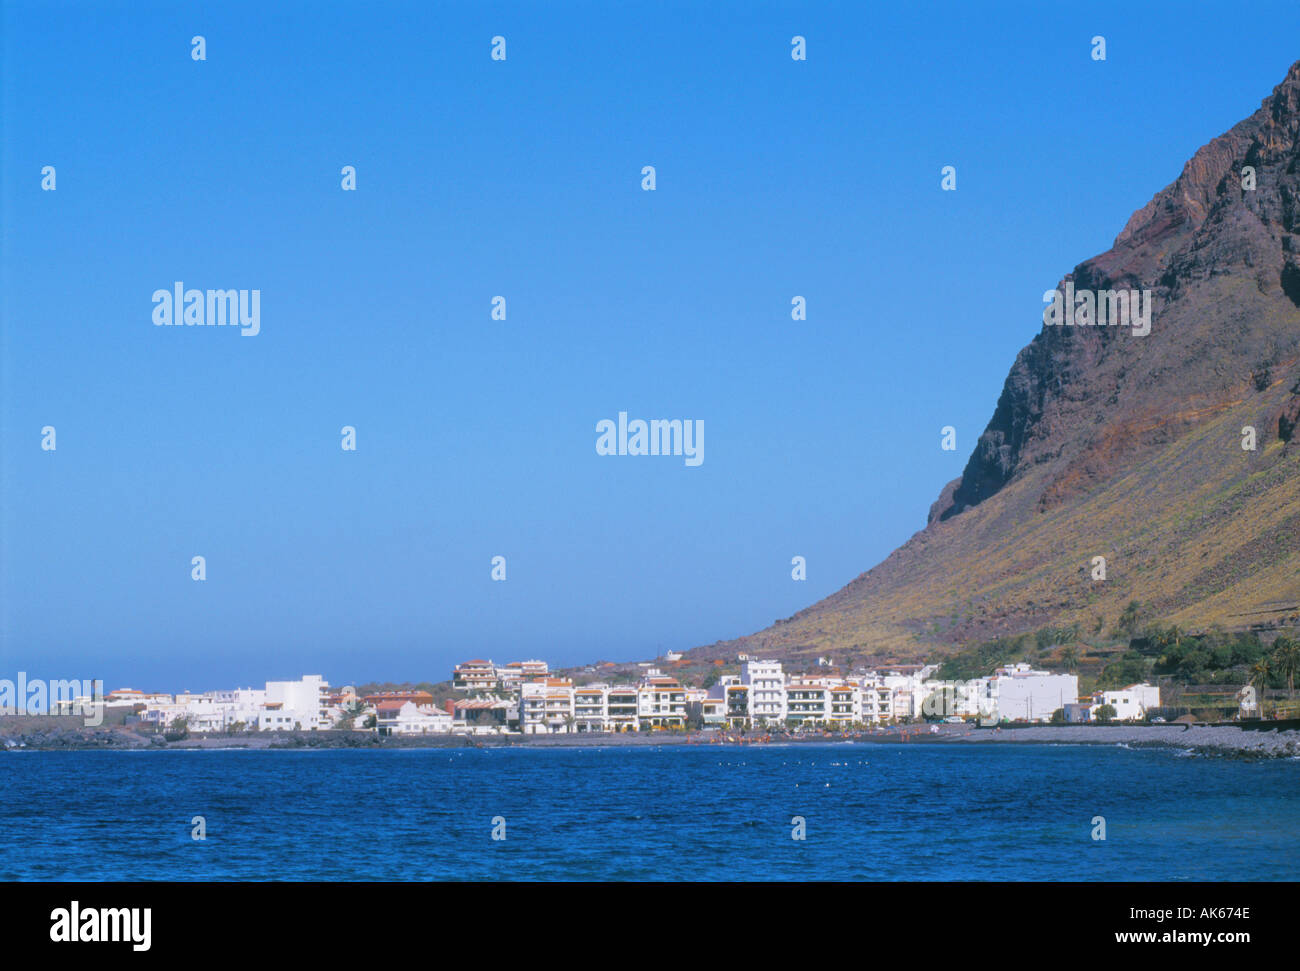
[91,655,1171,738]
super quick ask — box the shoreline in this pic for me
[3,719,1298,759]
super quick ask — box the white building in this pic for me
[879,665,940,721]
[637,677,686,729]
[519,679,574,734]
[724,683,750,727]
[376,700,453,735]
[828,685,861,724]
[495,665,524,693]
[607,686,639,732]
[453,660,499,692]
[688,688,726,728]
[918,678,994,719]
[742,660,786,725]
[258,675,334,731]
[850,677,892,724]
[785,681,831,725]
[573,686,609,732]
[140,675,334,732]
[990,664,1078,723]
[103,689,174,709]
[1099,683,1161,721]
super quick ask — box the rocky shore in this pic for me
[932,723,1300,759]
[3,716,1298,758]
[520,723,1300,759]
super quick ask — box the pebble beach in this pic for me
[3,716,1298,758]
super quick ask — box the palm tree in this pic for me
[1249,658,1272,719]
[1270,637,1300,698]
[1060,646,1080,674]
[1115,600,1144,638]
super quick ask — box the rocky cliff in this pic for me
[698,61,1300,664]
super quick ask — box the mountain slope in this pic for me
[697,61,1300,664]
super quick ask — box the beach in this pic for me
[3,716,1298,758]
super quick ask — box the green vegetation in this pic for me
[1273,638,1300,697]
[1142,625,1287,688]
[934,634,1035,680]
[933,606,1297,701]
[1097,653,1148,688]
[356,681,441,696]
[1113,600,1148,639]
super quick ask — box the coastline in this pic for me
[3,717,1298,759]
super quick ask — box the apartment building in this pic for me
[699,696,726,728]
[724,683,750,727]
[573,686,608,732]
[880,666,939,721]
[607,686,639,732]
[496,665,524,693]
[259,675,335,730]
[853,681,891,724]
[452,660,500,692]
[519,679,575,734]
[638,677,686,729]
[742,660,786,725]
[829,685,861,724]
[786,682,831,725]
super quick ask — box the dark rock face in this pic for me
[703,62,1300,662]
[1282,262,1300,308]
[1280,378,1300,441]
[936,61,1300,522]
[926,476,962,526]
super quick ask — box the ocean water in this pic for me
[2,743,1297,880]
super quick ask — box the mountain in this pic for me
[697,61,1300,665]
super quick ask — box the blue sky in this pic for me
[4,1,1299,691]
